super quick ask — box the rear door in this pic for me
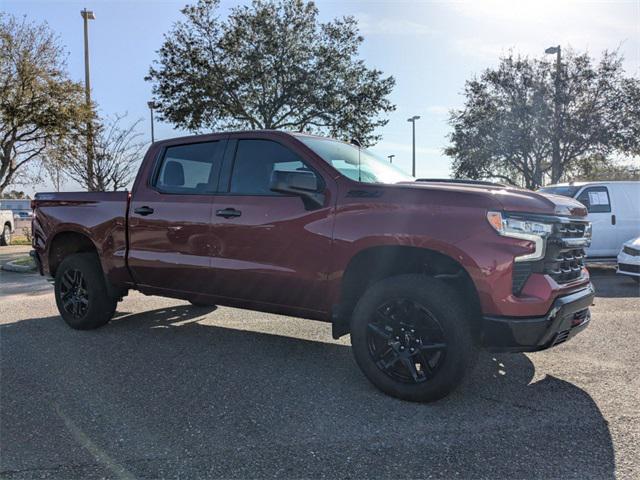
[207,135,335,313]
[128,138,226,294]
[576,185,617,258]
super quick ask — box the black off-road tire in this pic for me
[350,274,477,402]
[0,224,11,246]
[54,253,117,330]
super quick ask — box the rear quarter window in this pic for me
[154,141,223,194]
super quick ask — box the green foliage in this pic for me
[446,50,640,189]
[147,0,395,146]
[0,14,91,193]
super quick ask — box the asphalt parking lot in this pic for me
[1,246,639,479]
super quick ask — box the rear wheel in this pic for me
[54,253,117,330]
[0,224,11,246]
[350,274,476,402]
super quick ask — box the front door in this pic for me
[576,185,616,258]
[208,137,335,313]
[128,139,226,294]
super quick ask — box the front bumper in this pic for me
[481,283,595,352]
[617,249,640,277]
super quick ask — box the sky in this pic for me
[2,0,639,194]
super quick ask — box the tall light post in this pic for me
[81,8,96,190]
[388,154,395,164]
[147,101,158,143]
[545,45,561,183]
[407,115,420,177]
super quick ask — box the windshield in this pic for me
[538,186,581,198]
[296,136,414,184]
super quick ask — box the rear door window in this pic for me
[577,186,611,213]
[155,141,224,194]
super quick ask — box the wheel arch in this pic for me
[332,245,482,339]
[48,230,100,278]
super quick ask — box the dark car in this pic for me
[31,131,595,402]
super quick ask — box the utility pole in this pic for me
[81,8,96,190]
[147,101,157,143]
[388,154,395,164]
[407,115,420,177]
[545,45,561,183]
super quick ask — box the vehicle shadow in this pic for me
[1,305,615,479]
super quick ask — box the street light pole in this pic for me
[388,154,395,164]
[147,101,157,143]
[407,115,420,177]
[81,8,96,190]
[545,45,561,183]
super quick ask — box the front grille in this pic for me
[543,222,589,284]
[509,216,590,295]
[512,262,533,294]
[619,263,640,274]
[623,246,640,257]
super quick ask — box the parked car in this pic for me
[0,209,15,246]
[617,236,640,283]
[31,131,595,402]
[539,181,640,260]
[14,210,33,219]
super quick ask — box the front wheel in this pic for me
[350,274,476,402]
[54,253,117,330]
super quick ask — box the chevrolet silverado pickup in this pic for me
[31,131,595,402]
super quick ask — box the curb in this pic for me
[1,259,36,273]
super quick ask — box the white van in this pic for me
[539,181,640,260]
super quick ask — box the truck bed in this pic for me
[32,191,132,284]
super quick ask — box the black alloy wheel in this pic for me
[54,253,117,329]
[367,298,447,384]
[350,274,476,402]
[59,268,90,319]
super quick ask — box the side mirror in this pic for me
[270,170,324,209]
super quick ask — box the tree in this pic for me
[0,190,28,199]
[446,50,640,189]
[58,114,145,191]
[568,155,640,182]
[147,0,395,146]
[0,14,90,194]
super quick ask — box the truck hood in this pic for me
[396,181,588,218]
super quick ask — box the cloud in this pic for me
[445,0,639,73]
[358,14,435,36]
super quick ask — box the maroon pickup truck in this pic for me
[31,131,595,402]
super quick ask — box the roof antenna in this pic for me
[351,138,362,182]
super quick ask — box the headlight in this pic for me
[486,211,553,262]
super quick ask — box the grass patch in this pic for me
[11,256,35,267]
[11,236,31,246]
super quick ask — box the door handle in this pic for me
[134,206,154,216]
[611,214,616,225]
[216,208,242,219]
